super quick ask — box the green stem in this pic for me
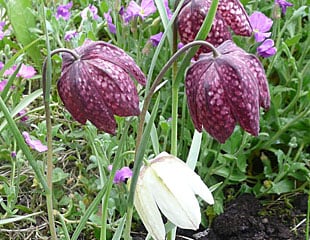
[42,48,79,240]
[135,40,219,150]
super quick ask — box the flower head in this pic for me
[64,30,78,41]
[178,0,252,58]
[149,32,163,47]
[185,40,270,143]
[114,167,133,184]
[0,21,5,40]
[0,80,8,91]
[81,5,99,20]
[0,61,4,70]
[257,39,277,58]
[134,152,214,240]
[275,0,293,14]
[164,0,173,20]
[18,109,29,122]
[22,131,48,152]
[249,12,273,42]
[104,10,116,34]
[4,64,36,79]
[56,2,73,20]
[57,40,146,134]
[125,0,157,21]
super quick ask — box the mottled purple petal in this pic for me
[217,0,252,36]
[22,131,48,152]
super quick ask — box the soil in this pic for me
[132,193,308,240]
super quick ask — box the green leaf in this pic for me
[52,168,69,183]
[271,179,294,194]
[6,0,42,66]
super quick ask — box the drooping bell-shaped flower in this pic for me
[177,0,252,57]
[57,40,146,134]
[185,40,270,143]
[134,152,214,240]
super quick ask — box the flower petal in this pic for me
[134,172,165,240]
[218,0,252,36]
[149,157,201,229]
[216,57,260,136]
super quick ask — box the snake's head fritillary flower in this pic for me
[275,0,293,15]
[249,12,273,42]
[55,1,73,20]
[57,40,146,134]
[257,39,277,58]
[178,0,252,58]
[134,152,214,240]
[185,40,270,143]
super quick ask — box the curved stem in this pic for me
[135,40,219,150]
[42,48,80,240]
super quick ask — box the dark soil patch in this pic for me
[133,194,307,240]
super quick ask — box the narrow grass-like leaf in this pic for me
[186,130,202,170]
[146,111,160,156]
[0,89,43,132]
[0,95,49,192]
[0,211,43,225]
[112,214,127,240]
[154,0,172,47]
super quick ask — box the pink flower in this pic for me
[149,32,163,46]
[124,0,157,22]
[104,10,116,34]
[275,0,293,14]
[4,64,36,79]
[257,39,277,58]
[56,2,73,20]
[0,79,8,91]
[81,5,99,20]
[249,12,273,42]
[22,132,48,152]
[64,30,78,41]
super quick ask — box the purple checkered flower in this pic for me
[22,132,48,152]
[104,10,116,34]
[275,0,293,14]
[249,12,273,43]
[56,2,73,20]
[178,0,252,58]
[185,40,270,143]
[257,39,277,58]
[57,40,146,134]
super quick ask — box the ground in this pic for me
[132,193,308,240]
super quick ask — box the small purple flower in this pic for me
[0,79,8,91]
[185,40,270,143]
[0,61,4,70]
[164,0,173,20]
[56,2,73,20]
[57,40,146,134]
[18,109,29,122]
[113,167,133,184]
[257,39,277,58]
[275,0,293,14]
[104,10,116,34]
[81,5,99,20]
[126,0,157,21]
[149,32,163,46]
[0,21,5,40]
[22,131,48,152]
[249,12,273,42]
[4,64,36,79]
[64,30,78,41]
[11,152,17,158]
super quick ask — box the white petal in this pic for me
[190,174,214,205]
[148,158,201,229]
[134,175,165,240]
